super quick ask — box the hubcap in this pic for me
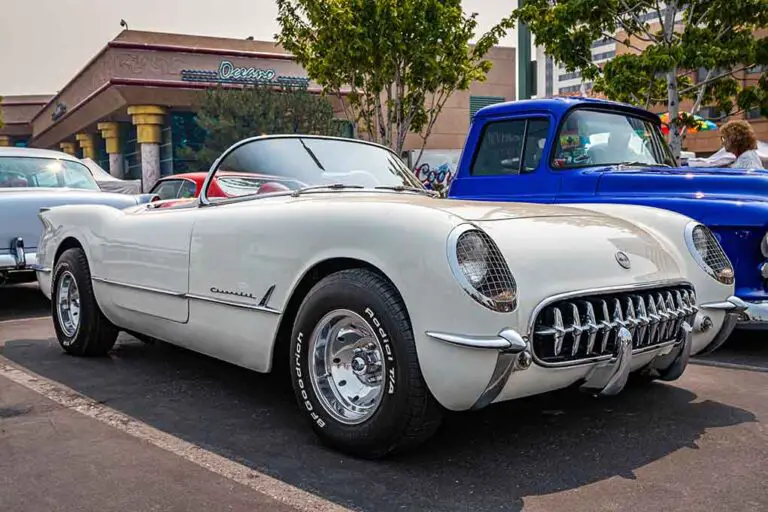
[308,309,386,425]
[56,271,81,338]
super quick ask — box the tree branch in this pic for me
[678,65,752,94]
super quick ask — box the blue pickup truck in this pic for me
[448,96,767,330]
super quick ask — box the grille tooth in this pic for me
[532,285,695,365]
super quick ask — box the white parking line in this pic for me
[691,358,768,373]
[0,315,50,324]
[0,357,351,512]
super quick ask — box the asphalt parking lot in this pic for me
[1,283,767,512]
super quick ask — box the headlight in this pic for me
[448,225,517,312]
[761,232,768,258]
[685,222,735,285]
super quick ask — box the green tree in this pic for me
[509,0,768,158]
[276,0,513,163]
[181,82,342,168]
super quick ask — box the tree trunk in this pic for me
[667,69,681,162]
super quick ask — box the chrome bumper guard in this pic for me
[697,296,749,352]
[0,237,37,272]
[426,321,695,408]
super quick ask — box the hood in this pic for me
[474,213,684,311]
[596,165,768,201]
[0,188,138,250]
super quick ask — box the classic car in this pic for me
[448,96,768,331]
[0,147,154,285]
[35,135,742,458]
[148,171,304,202]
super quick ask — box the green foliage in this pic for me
[180,83,342,169]
[509,0,768,157]
[276,0,514,156]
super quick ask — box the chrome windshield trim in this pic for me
[186,293,281,314]
[91,276,186,297]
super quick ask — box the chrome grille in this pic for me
[532,285,697,365]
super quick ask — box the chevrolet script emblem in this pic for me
[615,251,631,269]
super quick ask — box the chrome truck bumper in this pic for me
[726,299,768,331]
[698,296,749,353]
[0,237,38,283]
[426,321,695,409]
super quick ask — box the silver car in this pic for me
[0,147,153,285]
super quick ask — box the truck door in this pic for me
[449,115,560,203]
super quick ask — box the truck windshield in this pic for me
[0,157,100,190]
[552,109,676,169]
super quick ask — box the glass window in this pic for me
[0,157,99,190]
[150,180,183,200]
[552,109,675,168]
[207,137,422,201]
[470,118,550,176]
[178,179,197,198]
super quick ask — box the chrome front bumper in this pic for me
[698,296,750,352]
[426,322,694,409]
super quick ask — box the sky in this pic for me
[0,0,517,96]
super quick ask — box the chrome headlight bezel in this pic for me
[684,222,735,285]
[447,224,518,312]
[760,232,768,259]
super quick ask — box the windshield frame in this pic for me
[549,106,677,170]
[199,135,424,207]
[0,155,100,190]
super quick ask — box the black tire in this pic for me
[290,268,443,458]
[51,248,118,357]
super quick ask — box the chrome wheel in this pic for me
[308,309,386,425]
[56,271,81,338]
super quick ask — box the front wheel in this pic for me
[51,248,118,356]
[290,269,443,458]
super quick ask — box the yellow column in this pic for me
[0,136,12,147]
[59,142,78,155]
[75,133,96,159]
[127,105,167,144]
[97,122,121,154]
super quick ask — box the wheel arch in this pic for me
[54,236,86,266]
[270,257,411,374]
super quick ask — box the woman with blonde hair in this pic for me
[719,119,764,169]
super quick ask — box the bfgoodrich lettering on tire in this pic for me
[290,268,443,458]
[51,248,118,357]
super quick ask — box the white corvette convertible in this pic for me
[35,135,743,458]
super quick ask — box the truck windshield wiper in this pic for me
[374,185,438,197]
[615,161,672,169]
[291,183,365,197]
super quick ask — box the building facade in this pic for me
[0,30,516,190]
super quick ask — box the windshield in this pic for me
[0,157,100,190]
[206,137,423,201]
[552,109,676,169]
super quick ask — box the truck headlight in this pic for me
[448,225,518,312]
[685,222,735,285]
[761,232,768,258]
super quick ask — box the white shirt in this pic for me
[730,150,764,169]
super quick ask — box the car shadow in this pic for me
[0,282,49,321]
[693,330,768,371]
[2,335,758,512]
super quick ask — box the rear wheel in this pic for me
[290,268,443,458]
[51,248,118,356]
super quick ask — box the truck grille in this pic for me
[532,285,697,365]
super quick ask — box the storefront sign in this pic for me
[181,60,310,87]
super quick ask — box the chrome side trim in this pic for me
[92,276,282,314]
[186,293,281,314]
[425,328,526,351]
[92,276,187,297]
[31,265,51,273]
[698,296,749,353]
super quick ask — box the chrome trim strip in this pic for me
[31,265,51,273]
[527,279,693,368]
[425,328,526,351]
[92,276,282,314]
[91,276,187,297]
[186,293,281,314]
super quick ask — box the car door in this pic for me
[96,202,197,325]
[449,115,560,202]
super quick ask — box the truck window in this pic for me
[470,119,550,176]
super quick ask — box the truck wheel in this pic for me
[290,268,443,458]
[51,248,118,357]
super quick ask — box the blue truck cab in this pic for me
[448,96,768,330]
